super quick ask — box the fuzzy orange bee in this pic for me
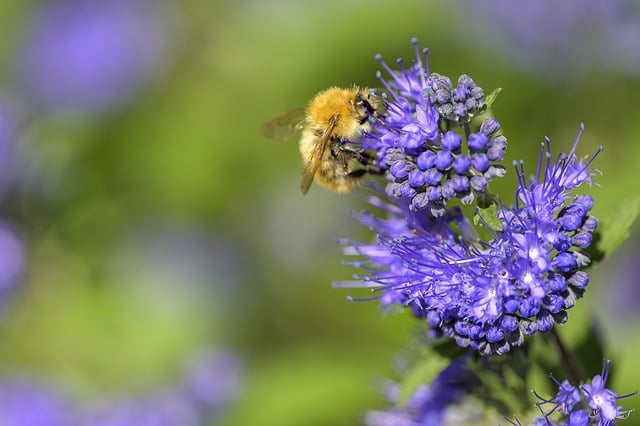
[262,86,380,194]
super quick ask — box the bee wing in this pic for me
[261,108,306,142]
[300,115,338,194]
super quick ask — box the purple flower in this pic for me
[181,348,244,412]
[341,127,599,355]
[0,221,26,309]
[0,99,21,194]
[0,379,70,426]
[364,39,506,216]
[0,347,244,425]
[365,358,476,426]
[338,41,601,355]
[15,0,173,114]
[0,100,15,169]
[532,360,635,425]
[594,237,640,321]
[79,393,199,426]
[78,348,243,424]
[581,361,626,426]
[450,0,640,77]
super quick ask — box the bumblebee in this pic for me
[262,86,380,194]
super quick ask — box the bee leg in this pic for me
[357,150,376,163]
[347,164,383,178]
[337,146,383,177]
[346,169,368,178]
[338,149,383,177]
[355,152,383,174]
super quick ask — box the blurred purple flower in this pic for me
[0,100,16,172]
[451,0,640,77]
[0,347,244,425]
[181,348,244,411]
[366,358,476,426]
[0,95,81,200]
[108,225,244,316]
[0,379,70,426]
[598,237,640,321]
[81,348,244,425]
[15,0,173,114]
[0,98,20,193]
[79,393,199,426]
[0,221,27,308]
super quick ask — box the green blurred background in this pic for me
[0,0,639,424]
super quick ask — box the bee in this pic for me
[262,86,381,194]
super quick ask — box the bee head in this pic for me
[353,91,376,124]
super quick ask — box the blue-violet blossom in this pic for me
[338,40,601,356]
[528,360,635,426]
[364,39,507,216]
[15,0,172,114]
[365,358,476,426]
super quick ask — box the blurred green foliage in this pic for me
[0,0,639,424]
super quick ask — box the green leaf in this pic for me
[467,350,531,415]
[572,320,606,383]
[474,202,503,232]
[485,87,503,109]
[586,194,640,265]
[430,338,467,359]
[397,350,450,405]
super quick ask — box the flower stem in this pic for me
[462,120,471,140]
[548,327,584,384]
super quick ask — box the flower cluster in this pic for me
[365,358,477,426]
[365,39,507,217]
[15,0,172,114]
[525,360,635,426]
[338,40,600,355]
[0,349,243,426]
